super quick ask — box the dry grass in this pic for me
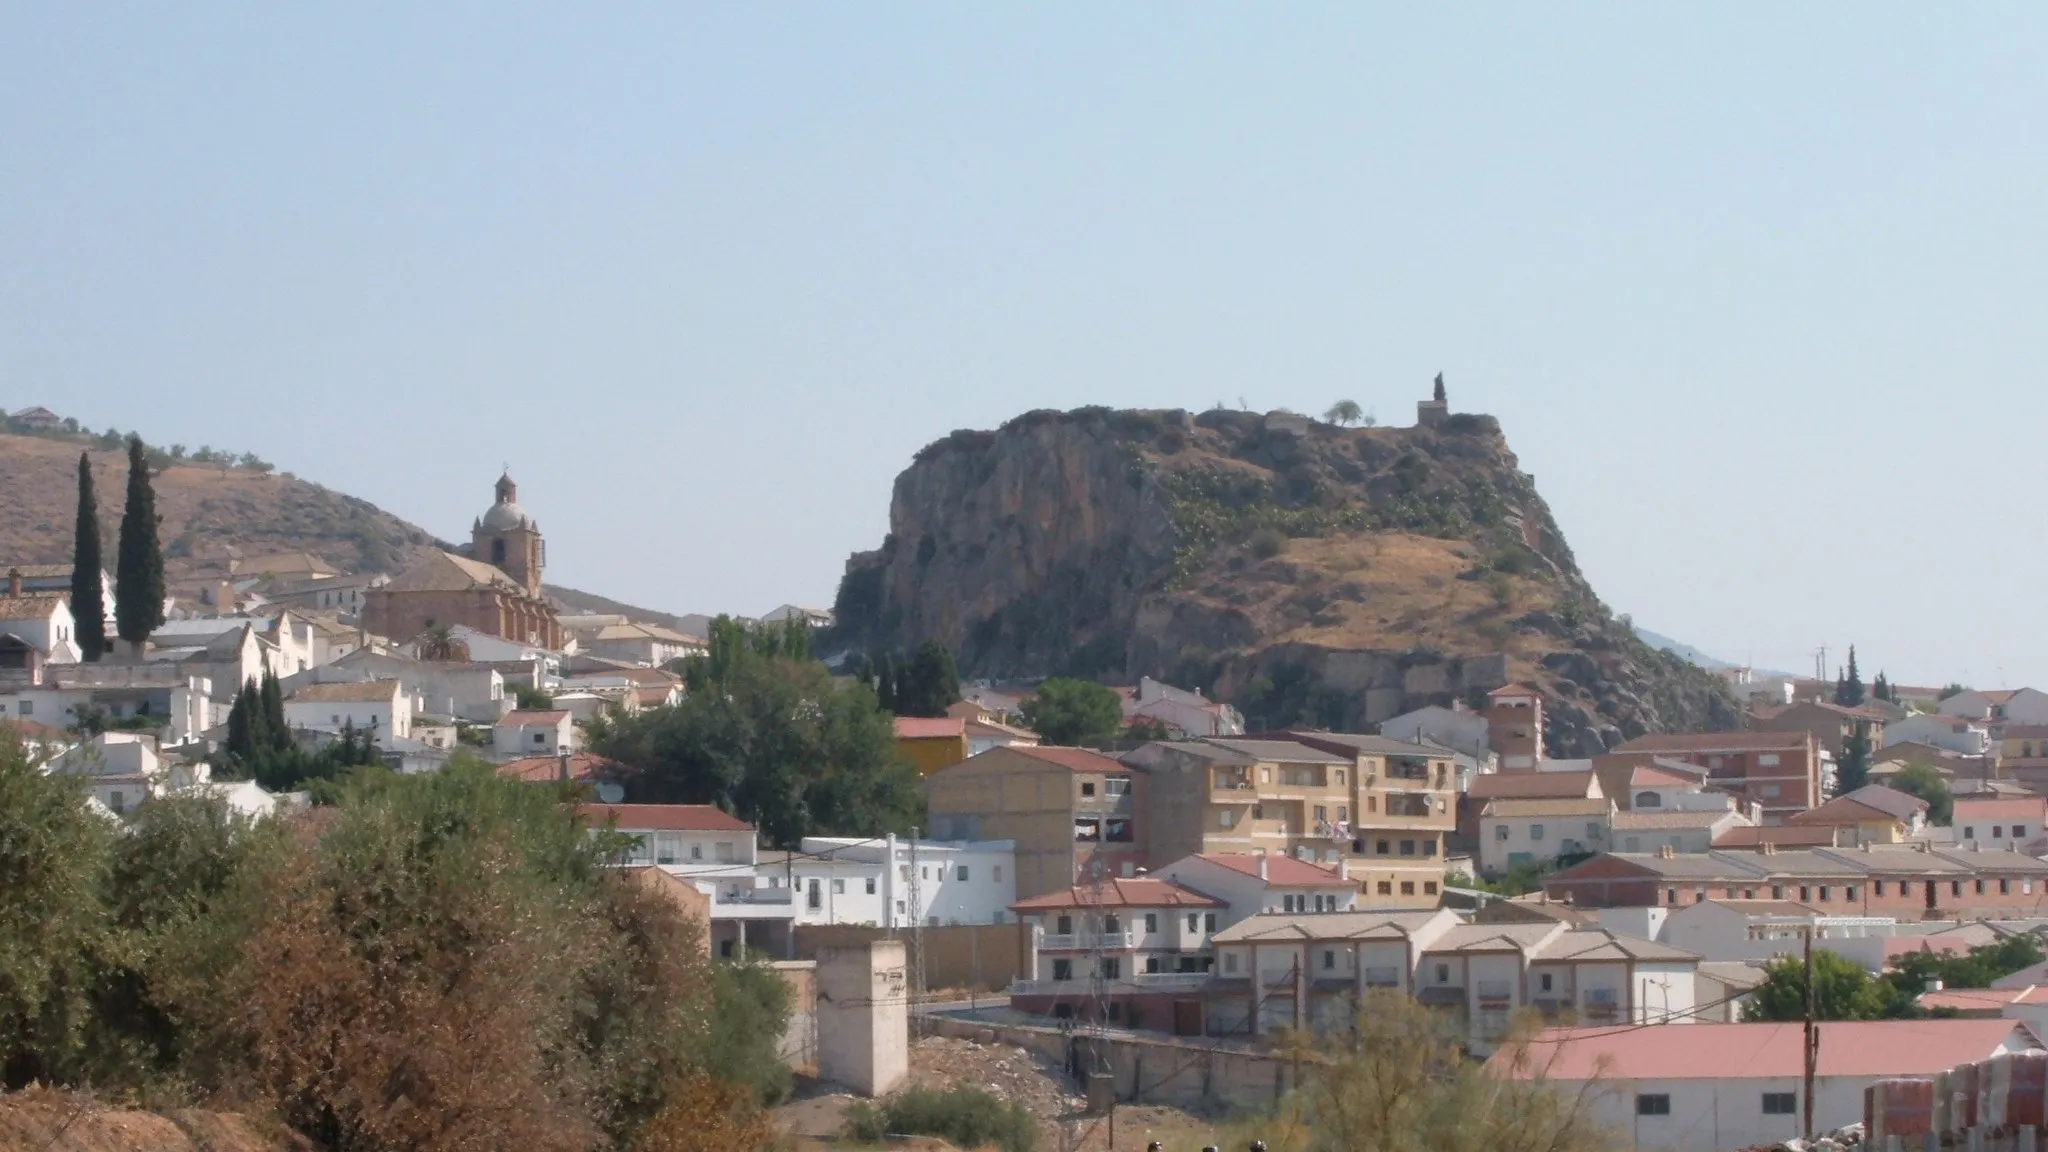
[0,432,437,574]
[0,1087,298,1151]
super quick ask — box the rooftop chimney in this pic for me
[5,568,19,597]
[1257,851,1268,881]
[1658,844,1675,858]
[1761,842,1778,856]
[1338,856,1349,881]
[557,749,572,783]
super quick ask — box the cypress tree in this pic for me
[1835,646,1866,708]
[260,670,288,753]
[114,436,165,647]
[1433,372,1447,404]
[225,684,255,772]
[69,452,107,661]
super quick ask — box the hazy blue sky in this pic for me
[6,6,2046,687]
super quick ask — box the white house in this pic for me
[1940,687,2048,725]
[578,802,791,959]
[1122,676,1244,737]
[1610,808,1752,856]
[283,679,412,744]
[1378,704,1497,766]
[1156,851,1360,926]
[1479,797,1614,875]
[48,732,206,817]
[1488,1019,2042,1152]
[494,708,574,757]
[1653,898,1899,966]
[1884,713,1992,756]
[1953,796,2048,853]
[0,588,81,663]
[286,649,508,724]
[4,665,215,745]
[760,836,1018,928]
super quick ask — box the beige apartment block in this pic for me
[922,745,1144,900]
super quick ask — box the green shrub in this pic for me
[1250,528,1288,559]
[843,1084,1037,1152]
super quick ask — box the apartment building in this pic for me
[923,745,1144,899]
[1008,877,1223,1031]
[1547,844,2048,918]
[1479,797,1614,875]
[1206,913,1698,1050]
[1130,733,1458,909]
[1603,731,1826,821]
[1156,851,1359,923]
[1483,684,1545,769]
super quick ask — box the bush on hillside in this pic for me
[843,1084,1038,1152]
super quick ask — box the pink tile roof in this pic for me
[575,803,753,833]
[1493,1019,2036,1082]
[1193,852,1355,888]
[1955,797,2048,822]
[1631,763,1703,788]
[1468,771,1598,801]
[1010,878,1223,911]
[498,752,622,783]
[1005,745,1129,774]
[893,716,967,740]
[1917,986,2048,1014]
[500,709,570,726]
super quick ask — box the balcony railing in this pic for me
[1475,980,1514,1003]
[1039,931,1136,951]
[1010,971,1212,997]
[1363,967,1402,987]
[717,888,793,905]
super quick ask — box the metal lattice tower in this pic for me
[908,828,926,1033]
[1083,856,1111,1075]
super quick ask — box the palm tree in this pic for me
[416,624,470,662]
[1324,399,1364,426]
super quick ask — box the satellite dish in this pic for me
[595,782,625,804]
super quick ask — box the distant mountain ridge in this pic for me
[1632,628,1735,670]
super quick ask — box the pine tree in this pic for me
[1873,671,1893,704]
[224,683,255,774]
[1837,729,1872,795]
[69,453,107,661]
[1433,373,1447,404]
[114,436,165,647]
[896,640,960,717]
[1835,646,1866,707]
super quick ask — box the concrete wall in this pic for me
[816,941,910,1097]
[925,1013,1291,1113]
[794,923,1027,991]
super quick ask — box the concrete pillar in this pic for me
[816,940,909,1097]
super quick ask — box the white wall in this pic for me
[767,838,1017,928]
[1886,714,1989,755]
[1954,811,2044,853]
[0,599,80,663]
[495,716,572,755]
[284,696,409,743]
[1481,812,1607,874]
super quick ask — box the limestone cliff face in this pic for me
[831,406,1740,753]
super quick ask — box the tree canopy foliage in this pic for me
[0,735,787,1148]
[872,639,960,718]
[216,672,382,793]
[1019,677,1126,745]
[114,435,166,646]
[589,615,924,848]
[1743,935,2045,1023]
[1890,761,1954,824]
[1834,646,1866,707]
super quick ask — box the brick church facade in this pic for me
[362,474,565,650]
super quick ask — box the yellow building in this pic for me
[1126,734,1457,909]
[922,745,1144,900]
[893,716,971,777]
[1784,783,1929,844]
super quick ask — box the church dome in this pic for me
[480,500,528,531]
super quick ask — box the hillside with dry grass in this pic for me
[830,405,1740,754]
[0,430,443,575]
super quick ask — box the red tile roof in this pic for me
[1611,731,1811,753]
[1712,825,1842,849]
[1005,745,1129,774]
[575,803,752,832]
[894,716,967,740]
[1630,763,1703,788]
[1955,797,2048,822]
[1468,771,1598,801]
[499,752,623,783]
[1011,877,1223,911]
[1918,986,2048,1014]
[1493,1019,2036,1082]
[500,709,571,726]
[1192,852,1355,888]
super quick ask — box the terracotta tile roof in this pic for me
[1631,763,1704,788]
[1004,746,1129,774]
[1917,986,2048,1013]
[1611,731,1811,754]
[1493,1020,2036,1082]
[1280,730,1446,758]
[576,803,752,832]
[2002,726,2048,740]
[1212,910,1449,943]
[1611,809,1736,830]
[379,551,525,595]
[893,716,967,741]
[1009,878,1223,911]
[1954,797,2048,821]
[0,595,64,620]
[288,680,402,703]
[1467,771,1598,801]
[498,752,623,783]
[1787,786,1927,827]
[1713,825,1842,849]
[1190,852,1355,887]
[500,709,571,726]
[1202,738,1349,764]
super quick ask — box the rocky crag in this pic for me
[829,403,1741,756]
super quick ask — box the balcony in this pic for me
[1039,931,1136,951]
[1475,980,1514,1004]
[1363,967,1403,988]
[1211,779,1259,803]
[1010,971,1213,997]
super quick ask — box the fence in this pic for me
[1869,1051,2048,1151]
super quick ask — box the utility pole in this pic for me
[909,829,925,1036]
[1803,927,1817,1143]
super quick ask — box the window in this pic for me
[533,732,546,745]
[1339,806,1349,822]
[1762,1092,1797,1116]
[1377,881,1393,895]
[1977,879,1987,895]
[1053,959,1073,981]
[1144,913,1158,933]
[1530,824,1546,841]
[1100,958,1121,980]
[865,877,877,894]
[1314,805,1327,823]
[1964,826,1977,839]
[1798,886,1810,902]
[1759,753,1781,767]
[654,833,679,865]
[1874,881,1885,896]
[1636,1095,1671,1117]
[1378,839,1392,854]
[1400,839,1416,856]
[1224,952,1239,974]
[1335,770,1345,786]
[1771,885,1785,900]
[1252,805,1265,821]
[1075,817,1102,842]
[1636,791,1662,808]
[1846,885,1859,901]
[1105,817,1135,843]
[1145,956,1161,973]
[690,844,704,861]
[1818,886,1830,902]
[1666,888,1679,905]
[1540,973,1553,992]
[1423,880,1439,897]
[956,865,970,881]
[1400,881,1415,896]
[1434,964,1450,983]
[107,790,124,814]
[1587,823,1602,841]
[1187,913,1199,932]
[922,866,930,879]
[1323,950,1336,970]
[1103,915,1122,933]
[994,866,1003,881]
[832,879,847,894]
[1995,826,2007,839]
[900,864,911,881]
[16,702,27,716]
[2002,878,2013,894]
[1056,915,1073,934]
[1105,778,1129,796]
[1219,809,1234,828]
[1081,781,1096,797]
[1494,826,1510,842]
[1204,914,1217,932]
[806,879,822,910]
[1759,785,1780,798]
[2020,826,2031,839]
[1953,881,1964,897]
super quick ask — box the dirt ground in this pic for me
[775,1034,1227,1152]
[0,1087,296,1151]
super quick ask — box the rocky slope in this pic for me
[829,405,1741,754]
